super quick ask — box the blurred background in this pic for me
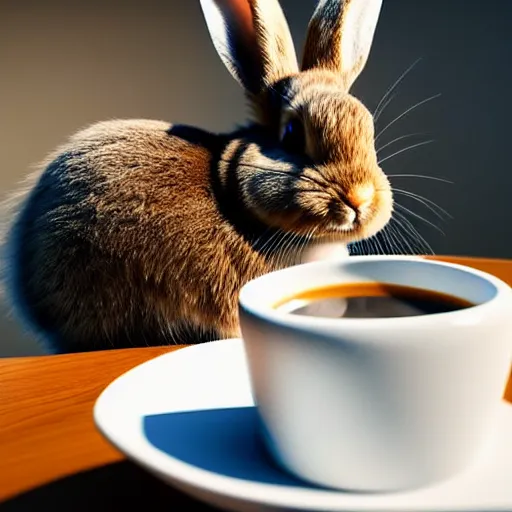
[1,0,511,356]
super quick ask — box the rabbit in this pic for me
[1,0,393,353]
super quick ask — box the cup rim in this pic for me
[238,255,512,332]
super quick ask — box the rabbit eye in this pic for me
[281,118,305,154]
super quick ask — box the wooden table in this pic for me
[1,256,512,509]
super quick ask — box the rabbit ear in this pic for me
[199,0,299,94]
[301,0,382,89]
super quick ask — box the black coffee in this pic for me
[275,283,474,319]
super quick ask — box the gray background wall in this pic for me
[1,0,511,356]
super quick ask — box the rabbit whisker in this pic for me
[352,236,371,256]
[373,93,396,123]
[252,225,278,254]
[393,210,436,254]
[286,232,303,265]
[388,221,415,254]
[378,140,434,165]
[381,223,403,255]
[351,241,365,256]
[369,235,382,255]
[366,237,376,255]
[364,237,377,256]
[302,227,319,258]
[373,57,422,121]
[222,158,329,190]
[276,231,298,268]
[394,203,445,235]
[347,241,359,255]
[386,218,418,255]
[219,157,359,196]
[391,188,451,220]
[374,223,398,255]
[257,227,285,259]
[377,232,390,255]
[381,225,399,255]
[372,233,386,255]
[363,233,381,255]
[386,173,453,184]
[376,133,424,154]
[297,188,327,194]
[272,231,305,267]
[396,216,429,253]
[375,93,441,142]
[361,238,372,256]
[294,227,311,263]
[261,229,284,263]
[356,239,367,256]
[372,230,389,255]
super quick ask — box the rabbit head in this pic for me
[202,0,392,246]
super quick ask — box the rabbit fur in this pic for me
[1,0,392,353]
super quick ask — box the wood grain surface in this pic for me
[1,256,511,502]
[0,345,182,501]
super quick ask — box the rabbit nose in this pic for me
[328,200,356,227]
[347,185,375,211]
[345,209,356,224]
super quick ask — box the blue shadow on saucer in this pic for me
[143,406,320,488]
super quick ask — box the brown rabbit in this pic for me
[2,0,392,353]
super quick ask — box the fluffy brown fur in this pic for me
[2,0,391,352]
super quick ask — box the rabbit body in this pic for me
[3,0,392,353]
[7,120,283,351]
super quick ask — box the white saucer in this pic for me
[94,338,512,512]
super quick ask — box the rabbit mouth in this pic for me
[325,221,355,233]
[312,202,393,243]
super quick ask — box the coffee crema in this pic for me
[274,282,475,319]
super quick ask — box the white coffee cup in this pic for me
[238,256,512,492]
